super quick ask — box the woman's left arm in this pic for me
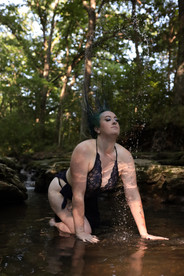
[119,150,168,241]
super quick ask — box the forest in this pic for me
[0,0,184,157]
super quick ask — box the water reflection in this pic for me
[127,240,147,276]
[47,236,85,275]
[47,233,148,276]
[0,190,184,276]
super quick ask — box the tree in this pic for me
[0,0,183,154]
[174,0,184,105]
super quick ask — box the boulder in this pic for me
[135,159,184,204]
[27,158,70,193]
[0,157,28,204]
[26,154,184,205]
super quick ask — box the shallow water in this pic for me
[0,188,184,276]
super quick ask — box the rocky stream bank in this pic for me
[1,151,184,205]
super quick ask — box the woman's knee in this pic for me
[56,222,73,234]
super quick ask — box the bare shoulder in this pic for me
[70,139,96,175]
[115,143,134,163]
[70,139,96,165]
[72,139,95,156]
[115,143,136,179]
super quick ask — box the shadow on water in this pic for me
[0,188,184,276]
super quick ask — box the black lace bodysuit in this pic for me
[86,142,119,197]
[56,141,119,229]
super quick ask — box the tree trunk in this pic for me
[173,0,184,104]
[57,67,72,147]
[131,0,141,68]
[131,0,143,119]
[36,0,59,136]
[80,0,96,139]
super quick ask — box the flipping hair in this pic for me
[87,107,110,138]
[83,90,111,138]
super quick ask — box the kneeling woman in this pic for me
[48,110,168,243]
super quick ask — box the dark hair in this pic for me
[87,108,110,138]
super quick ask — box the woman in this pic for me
[48,110,168,243]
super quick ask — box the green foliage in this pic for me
[0,0,183,155]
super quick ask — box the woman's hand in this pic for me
[76,232,99,243]
[141,234,169,241]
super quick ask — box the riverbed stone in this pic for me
[0,158,28,204]
[135,159,184,204]
[28,158,70,192]
[27,154,184,205]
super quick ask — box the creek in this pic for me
[0,175,184,276]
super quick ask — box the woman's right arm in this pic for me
[119,147,168,240]
[70,142,99,243]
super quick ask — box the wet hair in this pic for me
[87,108,110,138]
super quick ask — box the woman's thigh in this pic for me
[48,177,64,214]
[48,177,92,234]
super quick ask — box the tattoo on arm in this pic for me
[139,204,146,227]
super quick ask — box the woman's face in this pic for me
[95,111,120,137]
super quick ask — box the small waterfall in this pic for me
[20,166,36,190]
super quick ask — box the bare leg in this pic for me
[49,215,91,236]
[48,177,92,236]
[49,218,72,237]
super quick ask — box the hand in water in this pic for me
[77,232,99,243]
[142,234,169,240]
